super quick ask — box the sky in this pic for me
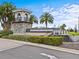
[0,0,79,29]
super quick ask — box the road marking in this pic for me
[40,53,58,59]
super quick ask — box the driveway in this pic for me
[0,39,79,59]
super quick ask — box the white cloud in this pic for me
[43,6,53,13]
[43,4,79,29]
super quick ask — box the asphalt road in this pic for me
[0,45,79,59]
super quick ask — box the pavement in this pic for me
[0,39,25,51]
[0,38,79,59]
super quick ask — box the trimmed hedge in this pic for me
[27,36,63,46]
[2,35,63,46]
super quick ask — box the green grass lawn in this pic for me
[68,32,79,36]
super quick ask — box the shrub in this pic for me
[0,30,13,34]
[27,36,44,43]
[0,34,3,38]
[49,37,63,45]
[2,35,29,41]
[2,35,63,46]
[0,30,13,37]
[9,31,13,34]
[27,36,63,46]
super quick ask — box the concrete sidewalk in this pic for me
[0,38,25,51]
[0,38,79,55]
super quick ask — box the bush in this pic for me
[2,35,63,46]
[27,36,44,43]
[0,30,13,37]
[0,34,3,38]
[9,31,13,34]
[27,36,63,46]
[2,35,29,41]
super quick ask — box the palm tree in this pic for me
[40,12,54,28]
[29,15,38,26]
[60,24,66,34]
[0,2,16,31]
[60,24,66,30]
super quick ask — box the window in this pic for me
[17,13,22,21]
[25,13,28,21]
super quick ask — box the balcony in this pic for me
[13,17,29,22]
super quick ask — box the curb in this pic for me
[22,42,79,55]
[0,38,79,55]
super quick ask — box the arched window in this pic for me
[25,13,28,21]
[17,13,22,21]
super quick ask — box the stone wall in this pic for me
[11,23,32,33]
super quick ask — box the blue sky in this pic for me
[4,0,79,16]
[0,0,79,29]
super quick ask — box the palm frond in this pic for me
[29,15,38,24]
[40,12,54,28]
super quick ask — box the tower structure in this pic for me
[11,9,32,33]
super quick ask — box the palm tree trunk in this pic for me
[45,21,47,28]
[31,23,32,28]
[2,22,11,31]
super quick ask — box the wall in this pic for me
[70,36,79,41]
[11,23,32,33]
[13,32,52,36]
[30,28,62,35]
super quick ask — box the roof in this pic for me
[13,8,32,14]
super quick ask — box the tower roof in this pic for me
[13,8,32,14]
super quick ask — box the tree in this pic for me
[0,2,16,31]
[60,24,66,34]
[40,12,54,28]
[60,24,66,30]
[68,28,74,32]
[29,15,38,26]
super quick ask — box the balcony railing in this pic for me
[14,17,29,22]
